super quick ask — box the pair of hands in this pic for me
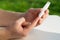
[8,8,49,39]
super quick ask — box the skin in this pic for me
[0,8,49,40]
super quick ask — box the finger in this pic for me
[36,18,43,26]
[14,17,31,37]
[22,22,31,26]
[22,22,31,28]
[45,9,49,14]
[16,17,25,25]
[38,9,49,25]
[23,17,40,35]
[45,9,49,17]
[14,17,26,32]
[43,9,49,19]
[30,9,49,26]
[41,9,49,19]
[28,17,40,28]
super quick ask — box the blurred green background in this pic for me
[0,0,60,16]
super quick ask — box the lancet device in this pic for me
[39,1,51,17]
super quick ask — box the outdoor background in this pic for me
[0,0,60,16]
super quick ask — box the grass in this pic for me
[0,0,60,16]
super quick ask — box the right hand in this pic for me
[8,17,40,39]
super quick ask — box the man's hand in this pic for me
[8,8,49,39]
[0,8,49,40]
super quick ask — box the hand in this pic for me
[8,17,40,39]
[7,8,49,39]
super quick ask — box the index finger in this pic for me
[23,17,40,35]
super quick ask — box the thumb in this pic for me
[15,17,25,25]
[7,17,26,34]
[14,17,25,32]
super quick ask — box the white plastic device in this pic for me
[39,1,51,17]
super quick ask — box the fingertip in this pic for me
[45,9,49,14]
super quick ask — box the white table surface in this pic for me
[24,15,60,40]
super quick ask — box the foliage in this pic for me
[0,0,60,16]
